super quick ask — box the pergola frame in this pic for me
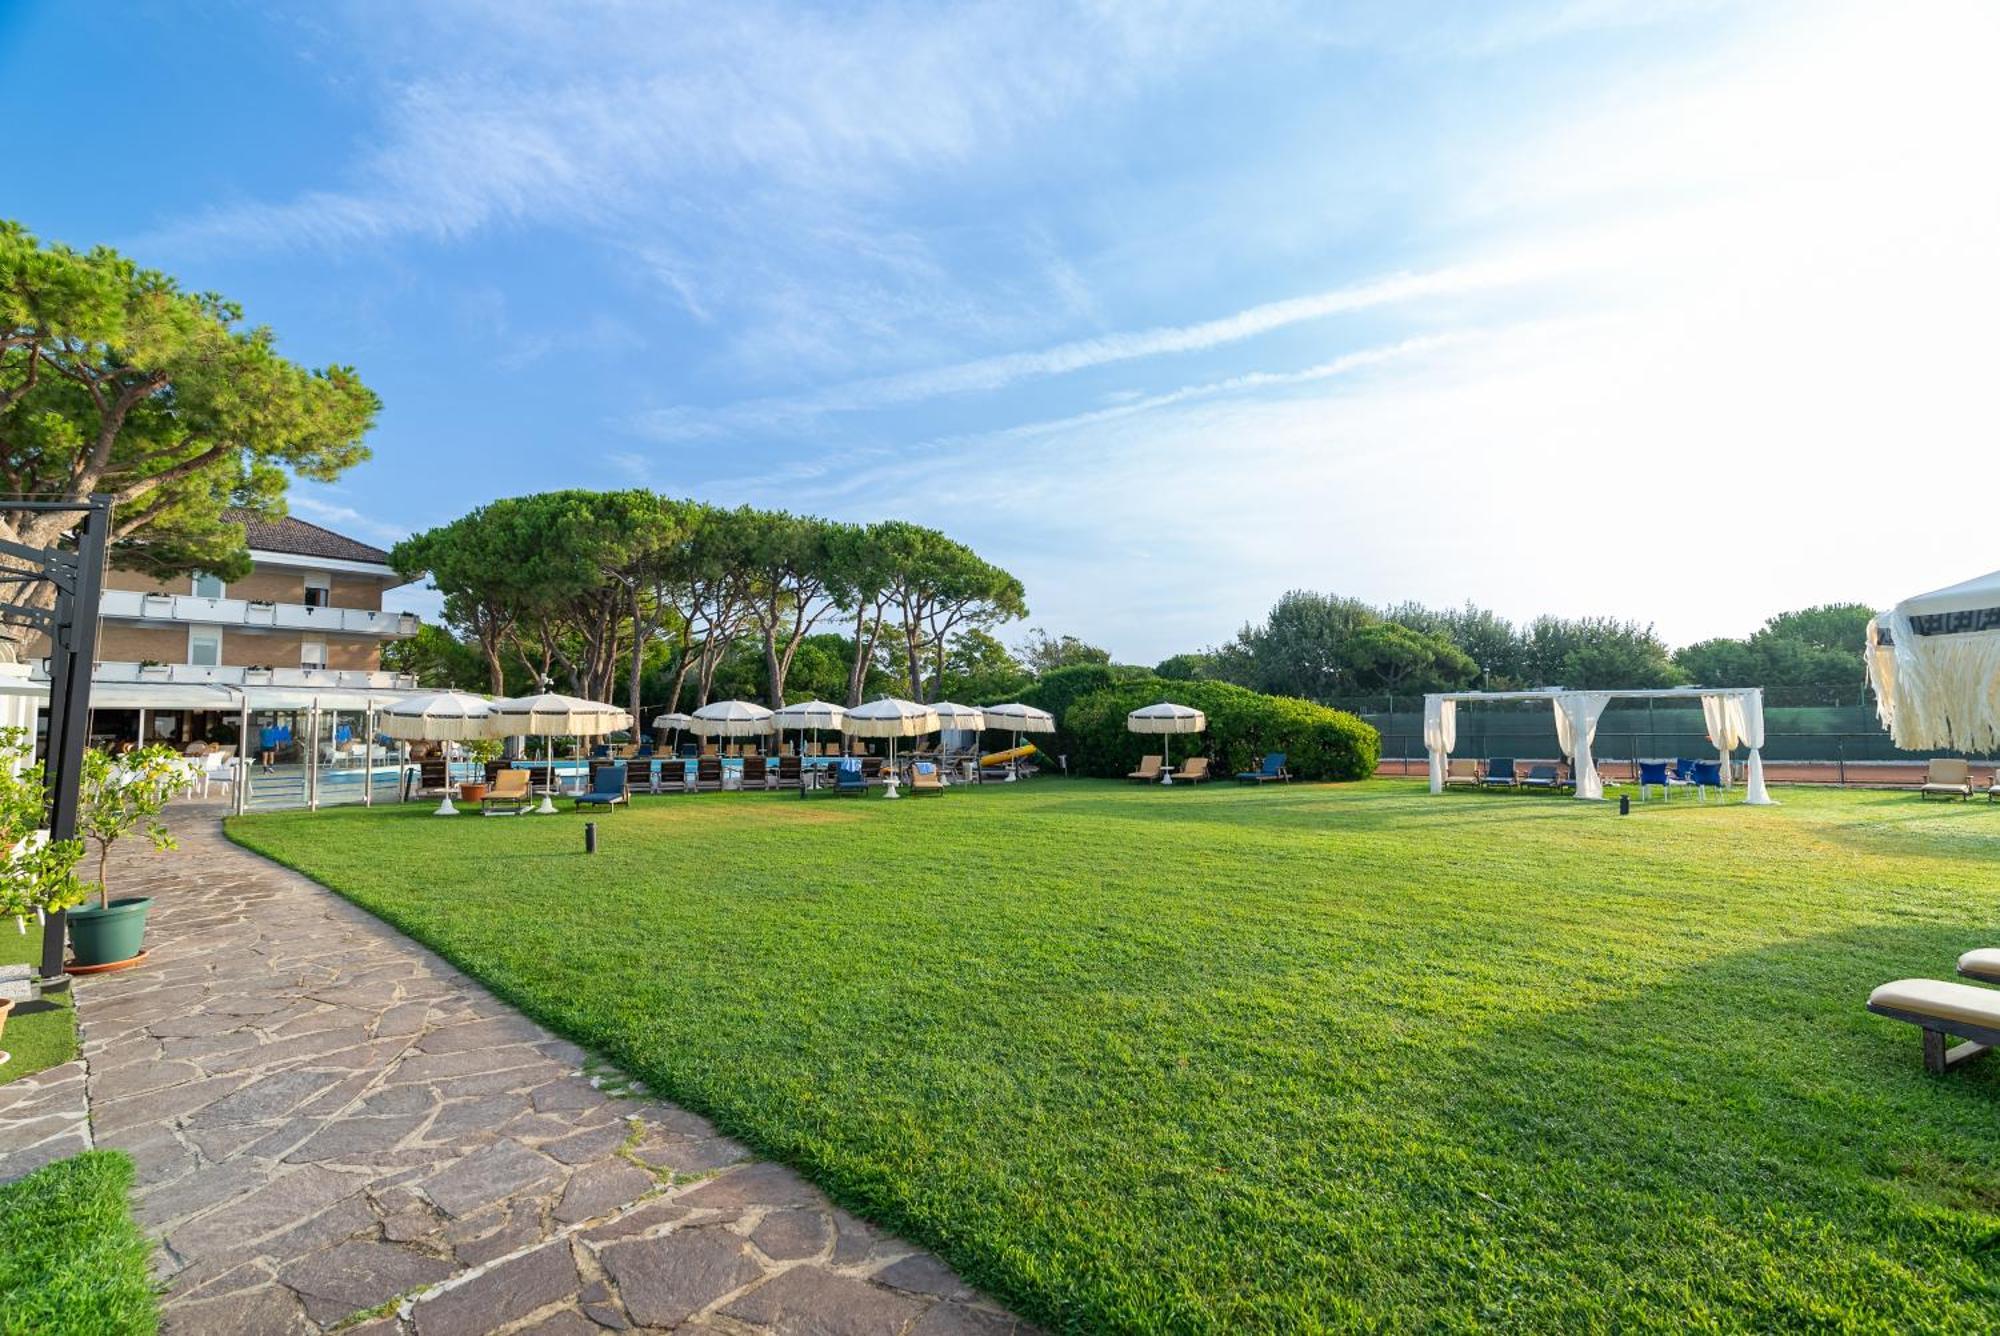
[1421,685,1773,805]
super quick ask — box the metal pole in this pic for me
[306,706,320,810]
[363,707,375,805]
[39,495,109,986]
[235,696,251,815]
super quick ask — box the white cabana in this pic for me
[1867,568,2000,752]
[1127,701,1206,786]
[843,697,940,799]
[1421,686,1774,805]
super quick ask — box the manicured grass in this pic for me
[229,781,2000,1331]
[0,922,75,1084]
[0,1151,155,1335]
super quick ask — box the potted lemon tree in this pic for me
[1,728,87,1056]
[65,746,184,971]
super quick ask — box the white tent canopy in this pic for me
[1421,686,1773,805]
[1867,568,2000,752]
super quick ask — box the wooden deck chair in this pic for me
[909,760,945,794]
[1174,757,1211,783]
[742,755,770,790]
[1868,977,2000,1073]
[624,757,657,795]
[1443,759,1479,788]
[694,755,724,791]
[1127,755,1163,782]
[1921,758,1974,800]
[482,768,534,815]
[574,764,629,809]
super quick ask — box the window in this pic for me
[191,572,225,599]
[303,572,332,608]
[300,637,327,669]
[188,629,222,667]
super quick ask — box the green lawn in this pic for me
[0,1151,155,1335]
[228,781,2000,1332]
[0,922,75,1084]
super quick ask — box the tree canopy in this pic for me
[0,220,377,652]
[395,492,1028,714]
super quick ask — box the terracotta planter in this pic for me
[460,782,489,802]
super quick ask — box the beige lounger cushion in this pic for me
[1922,783,1972,795]
[1868,978,2000,1030]
[1958,949,2000,984]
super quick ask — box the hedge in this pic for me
[1058,679,1379,781]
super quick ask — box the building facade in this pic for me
[31,510,420,690]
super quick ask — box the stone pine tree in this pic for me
[0,219,377,657]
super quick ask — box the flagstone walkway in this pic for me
[49,803,1028,1335]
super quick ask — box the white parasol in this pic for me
[489,693,632,813]
[1127,702,1206,786]
[378,691,495,815]
[842,697,940,799]
[981,702,1054,780]
[690,700,776,739]
[771,700,845,760]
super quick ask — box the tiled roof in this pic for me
[224,509,392,565]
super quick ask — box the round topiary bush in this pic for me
[1058,680,1378,781]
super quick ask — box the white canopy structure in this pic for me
[1421,686,1773,805]
[1867,568,2000,752]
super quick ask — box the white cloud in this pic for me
[724,0,2000,662]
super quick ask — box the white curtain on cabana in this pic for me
[1739,689,1774,804]
[1869,569,2000,752]
[1700,694,1741,788]
[1552,691,1610,799]
[1424,696,1457,794]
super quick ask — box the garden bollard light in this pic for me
[585,822,597,854]
[1619,794,1630,816]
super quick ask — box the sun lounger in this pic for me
[742,755,769,790]
[909,761,945,794]
[1867,977,2000,1073]
[694,755,723,792]
[834,759,867,796]
[1478,758,1516,789]
[1443,758,1478,788]
[1921,758,1974,800]
[1236,752,1290,784]
[861,757,885,785]
[777,755,803,787]
[482,768,534,815]
[1174,757,1211,783]
[624,757,657,795]
[1958,949,2000,985]
[573,764,629,809]
[1519,763,1562,789]
[1128,755,1163,783]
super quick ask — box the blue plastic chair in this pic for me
[834,758,867,796]
[1689,760,1724,800]
[1479,758,1517,788]
[1637,760,1671,801]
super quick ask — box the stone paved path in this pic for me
[55,804,1028,1335]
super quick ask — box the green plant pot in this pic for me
[67,897,154,967]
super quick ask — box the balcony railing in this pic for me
[100,589,420,637]
[40,662,419,690]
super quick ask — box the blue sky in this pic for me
[6,1,1997,661]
